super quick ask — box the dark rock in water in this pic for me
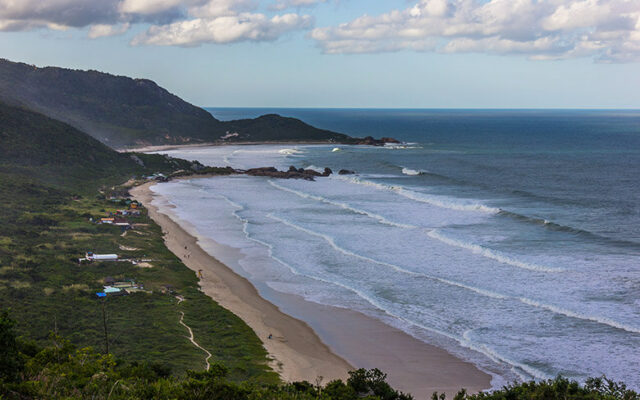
[288,165,298,172]
[247,167,279,174]
[245,166,315,180]
[303,169,323,177]
[338,169,355,175]
[323,167,332,176]
[354,136,401,146]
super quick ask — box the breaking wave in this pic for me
[337,176,501,214]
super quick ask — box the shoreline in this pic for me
[131,182,352,383]
[121,141,341,153]
[131,180,492,397]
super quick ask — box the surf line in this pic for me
[265,213,640,336]
[267,180,563,273]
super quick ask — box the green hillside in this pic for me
[0,58,354,148]
[0,103,275,382]
[224,114,353,143]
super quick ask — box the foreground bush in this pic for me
[1,311,638,400]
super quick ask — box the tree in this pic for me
[0,310,23,382]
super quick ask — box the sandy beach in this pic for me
[121,141,336,153]
[131,180,492,398]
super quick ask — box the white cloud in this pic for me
[118,0,185,15]
[311,0,640,62]
[0,0,312,46]
[0,0,120,30]
[88,23,131,38]
[132,12,312,45]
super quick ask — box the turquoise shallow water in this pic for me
[155,109,640,388]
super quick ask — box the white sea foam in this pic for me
[427,230,565,273]
[278,148,303,155]
[269,213,640,336]
[268,180,416,229]
[518,298,640,335]
[337,176,501,214]
[270,179,562,274]
[401,167,424,176]
[266,213,512,301]
[461,331,550,381]
[305,165,326,173]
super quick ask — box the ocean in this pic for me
[152,109,640,388]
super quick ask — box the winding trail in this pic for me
[177,297,212,371]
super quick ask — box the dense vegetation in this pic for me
[0,103,275,381]
[0,58,353,147]
[1,312,639,399]
[222,113,353,144]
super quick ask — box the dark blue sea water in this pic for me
[158,109,640,387]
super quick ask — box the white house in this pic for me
[85,252,118,261]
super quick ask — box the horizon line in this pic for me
[203,106,640,111]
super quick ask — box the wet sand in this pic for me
[131,181,492,398]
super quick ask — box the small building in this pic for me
[112,280,136,288]
[86,252,118,262]
[100,217,115,224]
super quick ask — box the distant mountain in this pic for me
[0,59,353,148]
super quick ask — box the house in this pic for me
[103,286,121,294]
[111,279,149,294]
[85,252,118,261]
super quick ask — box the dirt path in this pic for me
[177,297,212,371]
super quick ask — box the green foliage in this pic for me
[0,58,223,148]
[0,58,353,148]
[0,104,275,382]
[433,377,639,400]
[0,310,23,382]
[222,114,352,143]
[347,369,413,400]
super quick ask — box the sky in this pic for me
[0,0,639,108]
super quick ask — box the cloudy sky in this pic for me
[1,0,639,108]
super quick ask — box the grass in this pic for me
[0,173,277,383]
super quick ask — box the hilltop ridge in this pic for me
[0,58,361,148]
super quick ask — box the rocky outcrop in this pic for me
[246,166,333,181]
[338,169,355,175]
[354,136,401,146]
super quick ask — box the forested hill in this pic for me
[0,101,142,188]
[0,58,353,148]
